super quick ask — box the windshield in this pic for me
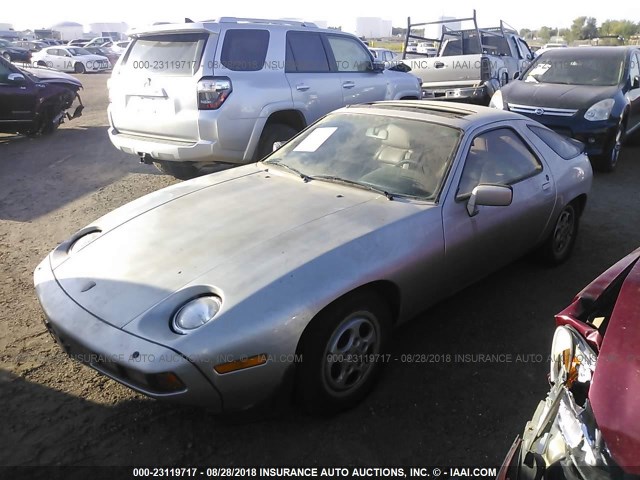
[264,112,460,200]
[523,51,625,86]
[67,48,91,56]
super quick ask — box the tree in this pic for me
[519,28,532,39]
[599,20,639,40]
[538,26,556,42]
[571,16,598,40]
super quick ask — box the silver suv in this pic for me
[107,18,422,178]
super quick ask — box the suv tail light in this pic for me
[480,57,491,82]
[197,77,232,110]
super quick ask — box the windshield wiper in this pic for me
[265,160,311,182]
[311,175,394,200]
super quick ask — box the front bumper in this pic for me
[422,85,489,104]
[33,256,223,411]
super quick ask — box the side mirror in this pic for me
[466,184,513,217]
[514,71,520,80]
[272,141,285,152]
[633,75,640,89]
[7,73,26,83]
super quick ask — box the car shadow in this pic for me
[0,126,164,222]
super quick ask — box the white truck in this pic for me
[402,11,535,105]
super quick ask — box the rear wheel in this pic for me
[153,161,199,180]
[256,123,298,161]
[74,62,86,74]
[538,203,579,265]
[295,290,391,415]
[592,116,626,172]
[37,60,47,67]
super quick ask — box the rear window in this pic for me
[220,29,269,71]
[528,125,583,159]
[123,33,208,76]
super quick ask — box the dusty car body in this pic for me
[0,57,83,135]
[498,247,640,479]
[34,101,592,414]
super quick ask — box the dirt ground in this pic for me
[1,74,639,470]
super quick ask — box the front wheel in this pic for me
[538,203,579,265]
[295,291,391,415]
[153,161,198,180]
[592,117,626,172]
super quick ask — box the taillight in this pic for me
[197,77,232,110]
[480,57,491,82]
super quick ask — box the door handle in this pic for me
[542,182,551,191]
[434,61,445,68]
[296,84,310,91]
[342,81,356,89]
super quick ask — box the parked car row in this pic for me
[32,46,111,73]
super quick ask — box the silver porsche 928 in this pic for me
[34,101,592,414]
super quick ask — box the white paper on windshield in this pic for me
[525,63,552,81]
[293,127,338,152]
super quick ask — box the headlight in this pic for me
[68,230,102,254]
[489,90,505,110]
[172,295,222,334]
[584,98,614,121]
[550,326,596,387]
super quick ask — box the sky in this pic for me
[3,0,639,32]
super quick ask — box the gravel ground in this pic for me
[1,73,639,470]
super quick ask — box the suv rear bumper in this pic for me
[108,128,219,162]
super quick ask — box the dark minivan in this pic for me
[490,47,640,172]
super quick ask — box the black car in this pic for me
[13,40,48,53]
[0,57,83,135]
[0,38,32,63]
[490,47,640,172]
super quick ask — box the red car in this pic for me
[498,248,640,479]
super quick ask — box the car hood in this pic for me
[52,165,423,329]
[503,81,619,110]
[20,66,83,88]
[589,256,640,474]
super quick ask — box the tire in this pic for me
[152,161,198,180]
[538,203,579,265]
[3,52,11,62]
[592,116,626,173]
[74,62,86,74]
[255,123,298,161]
[295,290,392,415]
[37,60,47,67]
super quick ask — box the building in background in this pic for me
[0,23,19,41]
[88,22,128,40]
[343,17,392,39]
[51,21,85,41]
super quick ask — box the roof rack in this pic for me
[403,10,517,59]
[213,17,318,28]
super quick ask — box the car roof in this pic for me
[341,100,526,130]
[539,46,635,57]
[129,17,339,37]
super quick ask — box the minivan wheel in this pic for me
[74,62,86,74]
[153,161,198,180]
[256,123,298,160]
[593,117,626,172]
[295,290,391,415]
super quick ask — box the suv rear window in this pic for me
[528,125,583,159]
[220,29,269,71]
[124,33,208,76]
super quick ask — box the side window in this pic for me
[457,128,542,199]
[0,60,15,83]
[528,125,583,159]
[46,48,57,55]
[326,35,372,72]
[286,31,330,73]
[220,29,269,71]
[629,52,640,81]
